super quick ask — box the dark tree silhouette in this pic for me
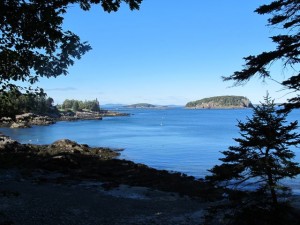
[207,95,300,207]
[0,91,58,118]
[223,1,300,111]
[0,0,142,93]
[205,94,300,224]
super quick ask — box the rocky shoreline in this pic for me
[0,134,215,199]
[0,110,129,128]
[0,134,218,224]
[0,135,216,225]
[0,135,300,224]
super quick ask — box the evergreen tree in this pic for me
[207,95,300,206]
[205,95,300,224]
[90,100,100,112]
[46,97,54,108]
[62,99,73,110]
[0,91,57,117]
[224,1,300,111]
[72,101,80,112]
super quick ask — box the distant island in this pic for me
[185,96,253,109]
[124,103,167,109]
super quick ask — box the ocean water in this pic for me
[1,107,300,191]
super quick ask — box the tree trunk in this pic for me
[265,147,278,206]
[267,173,278,206]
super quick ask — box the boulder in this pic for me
[10,122,31,128]
[57,116,79,121]
[0,134,24,151]
[49,139,89,153]
[75,111,102,120]
[57,111,102,121]
[15,113,35,122]
[30,116,55,125]
[0,117,13,126]
[14,113,55,127]
[99,110,130,117]
[48,139,120,158]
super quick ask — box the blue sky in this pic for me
[37,0,291,105]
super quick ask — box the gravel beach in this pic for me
[0,170,209,225]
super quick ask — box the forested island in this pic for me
[124,103,167,109]
[185,96,253,109]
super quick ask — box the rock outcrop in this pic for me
[47,139,120,159]
[0,110,128,129]
[0,117,13,127]
[57,111,102,121]
[0,134,24,151]
[30,115,56,126]
[0,137,214,199]
[10,122,30,128]
[10,113,55,128]
[0,136,119,159]
[0,113,55,128]
[99,110,130,117]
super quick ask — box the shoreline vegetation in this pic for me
[0,95,130,128]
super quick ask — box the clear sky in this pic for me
[36,0,291,105]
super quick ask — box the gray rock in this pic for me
[57,111,102,121]
[13,113,55,127]
[10,122,31,128]
[0,135,24,151]
[49,139,89,153]
[30,116,55,125]
[15,113,35,122]
[0,117,13,126]
[75,111,102,120]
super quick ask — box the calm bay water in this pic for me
[1,107,300,191]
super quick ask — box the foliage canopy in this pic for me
[60,98,100,112]
[0,91,56,118]
[0,0,142,93]
[223,1,300,111]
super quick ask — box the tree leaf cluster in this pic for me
[60,98,100,112]
[0,90,56,118]
[224,1,300,111]
[0,0,142,93]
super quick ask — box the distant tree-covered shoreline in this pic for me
[0,91,101,119]
[0,91,57,118]
[186,96,253,109]
[58,99,100,112]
